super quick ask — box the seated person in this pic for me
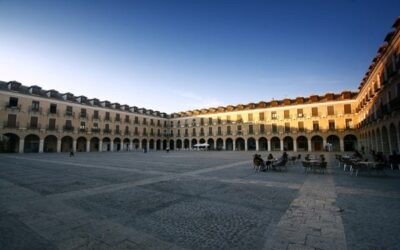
[253,154,266,171]
[266,153,274,168]
[352,150,362,160]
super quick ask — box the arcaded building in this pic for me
[1,18,399,154]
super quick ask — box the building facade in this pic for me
[1,18,399,154]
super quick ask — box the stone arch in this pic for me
[123,138,130,151]
[176,139,182,149]
[371,130,376,151]
[191,139,197,148]
[344,134,358,152]
[283,136,293,151]
[90,137,100,152]
[61,136,73,153]
[163,140,167,150]
[133,139,140,150]
[327,135,340,151]
[311,135,323,151]
[114,137,121,151]
[225,138,233,151]
[43,135,57,153]
[270,137,280,151]
[0,133,20,153]
[141,139,148,150]
[207,138,215,150]
[149,139,154,150]
[296,136,308,151]
[381,126,390,155]
[76,137,87,152]
[102,137,111,151]
[258,137,268,151]
[390,123,399,153]
[156,139,161,150]
[24,134,40,153]
[376,128,382,152]
[235,138,245,151]
[247,137,256,151]
[184,139,190,149]
[199,138,206,144]
[216,138,223,150]
[169,139,174,150]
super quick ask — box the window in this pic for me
[249,124,254,134]
[31,101,40,111]
[200,127,204,135]
[313,121,319,131]
[116,125,120,133]
[285,122,290,133]
[134,127,139,134]
[259,112,265,121]
[248,113,253,121]
[192,119,196,126]
[80,121,86,130]
[226,115,231,123]
[227,126,231,134]
[284,110,290,119]
[297,109,303,118]
[312,107,318,117]
[143,118,147,125]
[7,114,17,127]
[125,126,129,133]
[208,127,213,135]
[65,120,72,129]
[260,124,265,134]
[237,115,242,123]
[48,118,56,130]
[327,106,334,116]
[185,128,188,136]
[30,116,38,128]
[217,127,222,135]
[125,115,130,122]
[344,104,351,114]
[345,119,353,129]
[208,117,213,125]
[271,111,277,120]
[116,113,121,121]
[65,106,72,116]
[8,97,18,107]
[192,128,196,135]
[298,121,304,132]
[93,110,99,119]
[217,117,221,124]
[272,123,278,133]
[134,116,139,124]
[177,129,181,136]
[93,122,98,129]
[328,120,335,130]
[200,118,204,125]
[50,104,57,114]
[80,108,87,118]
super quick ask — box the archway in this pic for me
[184,139,190,149]
[207,138,215,150]
[176,139,182,149]
[102,137,111,151]
[371,130,376,151]
[191,139,197,148]
[141,139,148,150]
[381,127,390,154]
[216,138,223,150]
[270,137,280,151]
[90,137,100,152]
[225,138,233,150]
[114,138,121,151]
[133,139,140,150]
[311,135,323,151]
[76,137,87,152]
[163,140,167,150]
[123,138,130,151]
[390,124,398,153]
[156,139,161,150]
[376,128,382,152]
[247,137,256,150]
[283,136,293,151]
[43,135,57,153]
[149,139,154,150]
[258,137,267,151]
[327,135,340,151]
[61,136,73,153]
[199,138,206,144]
[344,134,357,152]
[1,133,20,153]
[169,140,174,150]
[296,136,308,151]
[235,138,245,151]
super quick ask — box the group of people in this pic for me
[253,152,288,171]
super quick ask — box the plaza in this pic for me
[1,151,399,249]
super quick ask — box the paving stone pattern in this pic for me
[0,151,400,250]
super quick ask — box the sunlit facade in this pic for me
[1,18,399,154]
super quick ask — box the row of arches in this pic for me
[0,133,358,153]
[360,121,400,155]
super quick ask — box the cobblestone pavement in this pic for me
[0,151,399,250]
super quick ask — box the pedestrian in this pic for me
[69,150,74,157]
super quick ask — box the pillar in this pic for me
[223,139,226,150]
[110,141,114,152]
[267,140,271,152]
[308,139,312,152]
[39,139,44,153]
[86,140,90,152]
[293,139,297,152]
[280,138,284,151]
[340,138,344,152]
[146,140,149,151]
[19,139,24,153]
[255,139,259,151]
[139,139,143,149]
[99,141,103,152]
[245,139,248,151]
[323,138,327,152]
[72,140,77,152]
[57,139,61,153]
[130,141,133,151]
[233,140,236,151]
[213,140,216,150]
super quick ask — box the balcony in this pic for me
[114,118,121,123]
[200,132,205,136]
[184,133,189,137]
[142,121,148,125]
[29,106,42,114]
[150,132,154,136]
[79,113,88,120]
[27,123,41,130]
[104,117,111,122]
[5,104,21,112]
[208,132,213,136]
[79,128,88,133]
[47,109,59,116]
[124,118,130,123]
[3,121,19,129]
[92,115,101,121]
[134,131,139,136]
[46,125,58,131]
[134,120,139,125]
[91,128,101,133]
[103,129,112,134]
[63,126,74,132]
[142,132,148,136]
[236,131,243,136]
[64,111,75,118]
[115,130,121,135]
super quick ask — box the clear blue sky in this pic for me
[0,0,399,113]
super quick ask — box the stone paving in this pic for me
[0,151,400,250]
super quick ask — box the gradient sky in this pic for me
[0,0,399,113]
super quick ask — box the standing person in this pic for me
[69,150,74,157]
